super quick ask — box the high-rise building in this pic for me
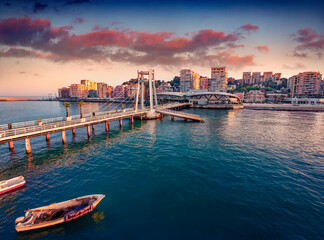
[114,85,126,98]
[180,69,200,92]
[125,84,137,98]
[252,72,261,84]
[107,86,113,98]
[97,82,109,98]
[263,72,273,82]
[69,84,88,98]
[211,66,228,92]
[58,87,70,98]
[273,73,282,84]
[288,72,322,97]
[242,72,251,85]
[200,77,210,90]
[81,79,97,90]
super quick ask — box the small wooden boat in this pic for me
[15,194,105,232]
[0,176,25,195]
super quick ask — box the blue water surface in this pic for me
[0,101,323,240]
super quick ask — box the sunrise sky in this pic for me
[0,0,323,96]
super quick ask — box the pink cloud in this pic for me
[0,47,53,59]
[0,16,255,69]
[255,45,269,53]
[291,28,324,53]
[238,24,259,32]
[73,18,86,24]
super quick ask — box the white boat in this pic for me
[0,176,25,195]
[15,194,105,232]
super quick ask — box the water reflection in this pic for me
[227,110,238,126]
[92,210,105,223]
[46,140,51,149]
[17,226,66,240]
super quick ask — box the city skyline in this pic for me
[0,0,323,96]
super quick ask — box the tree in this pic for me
[77,100,85,118]
[63,102,71,117]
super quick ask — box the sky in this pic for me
[0,0,323,96]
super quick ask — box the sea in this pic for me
[0,100,323,240]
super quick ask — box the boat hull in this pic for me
[0,182,25,195]
[0,176,25,195]
[15,194,105,232]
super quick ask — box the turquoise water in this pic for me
[0,101,323,240]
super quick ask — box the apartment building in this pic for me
[211,66,228,92]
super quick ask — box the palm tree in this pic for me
[63,102,71,117]
[77,100,85,118]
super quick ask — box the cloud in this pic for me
[0,16,255,69]
[19,71,26,74]
[111,21,124,26]
[282,62,306,69]
[0,47,53,59]
[33,1,48,13]
[291,28,324,53]
[73,17,86,24]
[226,43,244,48]
[92,25,109,31]
[238,24,259,32]
[291,51,308,58]
[255,45,269,53]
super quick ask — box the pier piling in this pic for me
[92,125,95,133]
[62,131,66,144]
[25,138,31,154]
[72,129,76,137]
[8,140,14,150]
[87,126,91,138]
[119,119,123,128]
[45,133,50,141]
[105,121,110,131]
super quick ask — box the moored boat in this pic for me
[0,176,25,195]
[15,194,105,232]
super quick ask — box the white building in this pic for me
[211,66,228,92]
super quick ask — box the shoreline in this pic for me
[244,103,324,112]
[0,97,42,101]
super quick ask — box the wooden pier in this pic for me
[0,103,204,153]
[156,107,205,122]
[0,108,147,152]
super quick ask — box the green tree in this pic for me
[63,102,71,117]
[77,100,85,118]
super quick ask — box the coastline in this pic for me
[0,97,42,101]
[244,103,324,112]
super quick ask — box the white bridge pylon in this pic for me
[135,69,159,118]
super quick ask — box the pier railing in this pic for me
[156,108,201,118]
[0,108,147,139]
[0,108,135,131]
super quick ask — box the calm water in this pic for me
[0,101,323,240]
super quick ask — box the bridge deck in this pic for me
[0,103,203,145]
[156,108,205,122]
[0,108,147,144]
